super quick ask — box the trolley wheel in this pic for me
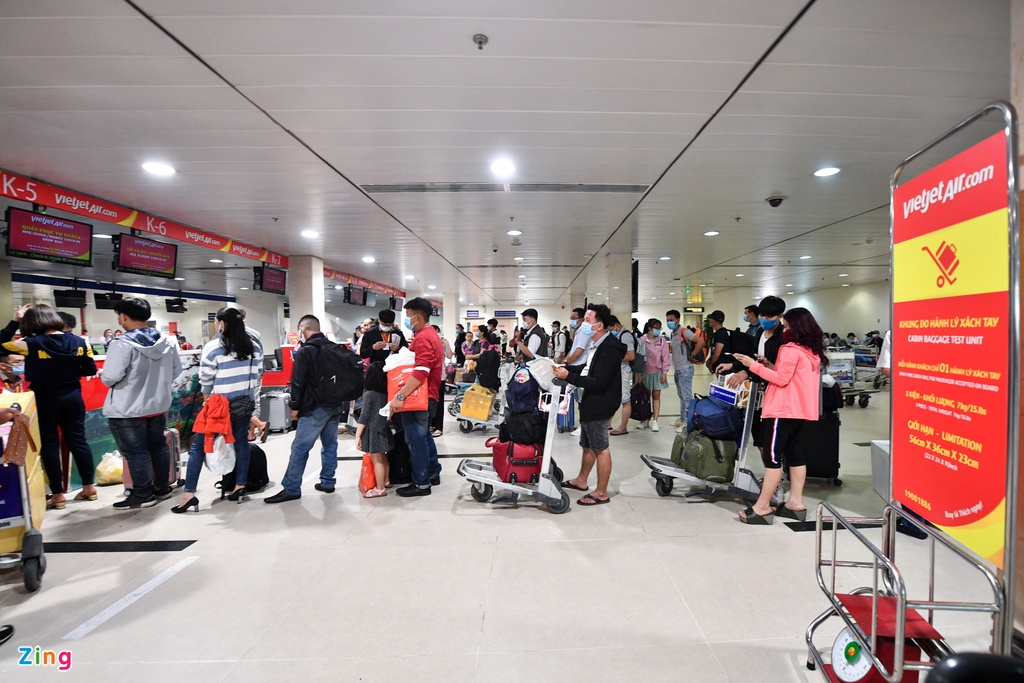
[470,482,493,502]
[833,478,843,486]
[23,557,42,593]
[655,477,674,497]
[557,427,564,433]
[448,402,460,417]
[845,395,856,406]
[39,552,47,575]
[458,419,473,433]
[807,660,816,671]
[858,396,870,408]
[548,491,571,514]
[873,376,883,389]
[552,463,564,483]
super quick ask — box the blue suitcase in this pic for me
[557,390,576,433]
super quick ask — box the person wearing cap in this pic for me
[360,308,408,366]
[705,310,731,372]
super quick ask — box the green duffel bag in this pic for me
[680,431,737,483]
[670,433,686,466]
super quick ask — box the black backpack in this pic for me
[476,348,501,391]
[312,342,364,406]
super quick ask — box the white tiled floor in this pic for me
[0,378,997,680]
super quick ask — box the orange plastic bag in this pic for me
[358,453,377,493]
[386,365,430,413]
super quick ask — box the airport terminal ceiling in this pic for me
[0,0,1011,308]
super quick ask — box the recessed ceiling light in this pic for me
[735,273,744,277]
[513,257,525,262]
[800,255,811,260]
[842,284,850,287]
[469,303,475,306]
[507,229,522,236]
[142,161,175,176]
[596,292,602,296]
[660,256,671,261]
[519,275,526,279]
[704,231,720,236]
[699,284,706,288]
[651,297,657,300]
[670,292,676,295]
[94,233,112,239]
[613,286,619,289]
[334,285,343,290]
[362,256,375,264]
[209,259,223,263]
[428,285,436,290]
[458,298,464,302]
[405,275,414,280]
[583,254,592,258]
[814,167,841,177]
[325,299,332,303]
[490,158,515,179]
[787,291,794,295]
[839,273,849,277]
[174,277,185,281]
[240,287,248,291]
[786,284,793,287]
[301,230,319,239]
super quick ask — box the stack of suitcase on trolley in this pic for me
[488,365,548,484]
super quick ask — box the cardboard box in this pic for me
[871,440,891,502]
[459,384,496,421]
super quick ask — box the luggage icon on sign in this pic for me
[921,240,959,287]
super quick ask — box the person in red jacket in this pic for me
[732,307,827,525]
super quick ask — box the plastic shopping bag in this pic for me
[383,347,416,374]
[95,452,124,486]
[204,434,236,476]
[358,453,377,493]
[387,365,430,414]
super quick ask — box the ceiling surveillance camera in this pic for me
[492,243,499,253]
[766,195,787,208]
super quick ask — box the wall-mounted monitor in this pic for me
[165,298,187,313]
[94,292,123,310]
[54,290,87,308]
[5,208,93,267]
[253,265,287,295]
[364,289,377,308]
[344,285,364,305]
[115,234,177,279]
[391,296,404,312]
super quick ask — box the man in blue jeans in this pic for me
[665,309,703,434]
[101,297,182,510]
[266,315,347,503]
[389,297,443,497]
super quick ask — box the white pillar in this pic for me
[288,255,326,329]
[234,290,284,352]
[605,252,632,323]
[442,291,460,337]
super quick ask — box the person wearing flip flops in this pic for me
[553,304,626,506]
[731,307,827,525]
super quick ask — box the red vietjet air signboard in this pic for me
[0,168,288,268]
[892,132,1011,568]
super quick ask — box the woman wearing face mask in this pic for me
[717,295,787,458]
[731,307,827,524]
[638,318,671,432]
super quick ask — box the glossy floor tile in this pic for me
[0,382,998,680]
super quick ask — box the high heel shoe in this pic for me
[227,487,247,503]
[170,497,199,514]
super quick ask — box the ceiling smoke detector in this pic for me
[473,34,488,50]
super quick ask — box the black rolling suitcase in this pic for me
[787,410,842,485]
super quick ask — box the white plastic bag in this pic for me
[526,357,556,391]
[383,347,416,373]
[95,452,123,486]
[204,435,236,476]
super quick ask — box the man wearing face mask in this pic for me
[551,320,569,363]
[390,298,444,497]
[359,308,408,365]
[563,307,594,438]
[665,309,703,433]
[716,296,786,455]
[554,304,626,505]
[744,305,760,336]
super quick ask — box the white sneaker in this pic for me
[670,419,683,427]
[571,427,581,437]
[651,421,660,432]
[675,425,685,434]
[637,420,648,430]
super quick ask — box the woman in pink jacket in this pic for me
[732,307,827,525]
[639,318,672,432]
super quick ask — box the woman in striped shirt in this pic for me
[172,307,262,513]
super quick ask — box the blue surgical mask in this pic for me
[649,329,661,337]
[759,318,778,331]
[666,321,677,331]
[570,319,579,329]
[578,322,593,336]
[403,316,413,331]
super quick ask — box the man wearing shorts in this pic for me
[553,304,626,505]
[609,316,635,435]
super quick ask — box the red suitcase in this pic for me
[486,437,543,484]
[123,428,183,493]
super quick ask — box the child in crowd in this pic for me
[355,362,394,498]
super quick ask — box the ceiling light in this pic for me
[786,284,793,287]
[842,284,850,287]
[362,256,375,264]
[839,273,849,277]
[735,273,744,277]
[704,230,720,237]
[596,292,602,296]
[458,298,464,302]
[240,287,248,291]
[583,254,592,258]
[613,286,619,289]
[814,167,841,177]
[490,158,516,179]
[469,303,475,306]
[209,259,223,263]
[787,291,794,295]
[513,256,525,262]
[142,161,175,176]
[301,230,319,239]
[651,297,657,300]
[428,285,436,290]
[659,256,671,261]
[325,299,332,303]
[404,275,414,280]
[334,285,343,290]
[94,233,112,239]
[174,277,185,281]
[670,292,676,295]
[699,284,706,288]
[799,255,811,260]
[507,229,522,236]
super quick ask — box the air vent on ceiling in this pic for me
[361,183,649,194]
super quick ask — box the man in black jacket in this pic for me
[553,304,626,505]
[359,308,408,365]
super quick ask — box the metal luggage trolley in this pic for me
[0,393,47,593]
[453,360,517,433]
[456,375,570,514]
[826,350,877,408]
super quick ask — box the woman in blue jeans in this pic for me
[172,307,262,513]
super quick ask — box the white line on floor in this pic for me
[62,555,199,641]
